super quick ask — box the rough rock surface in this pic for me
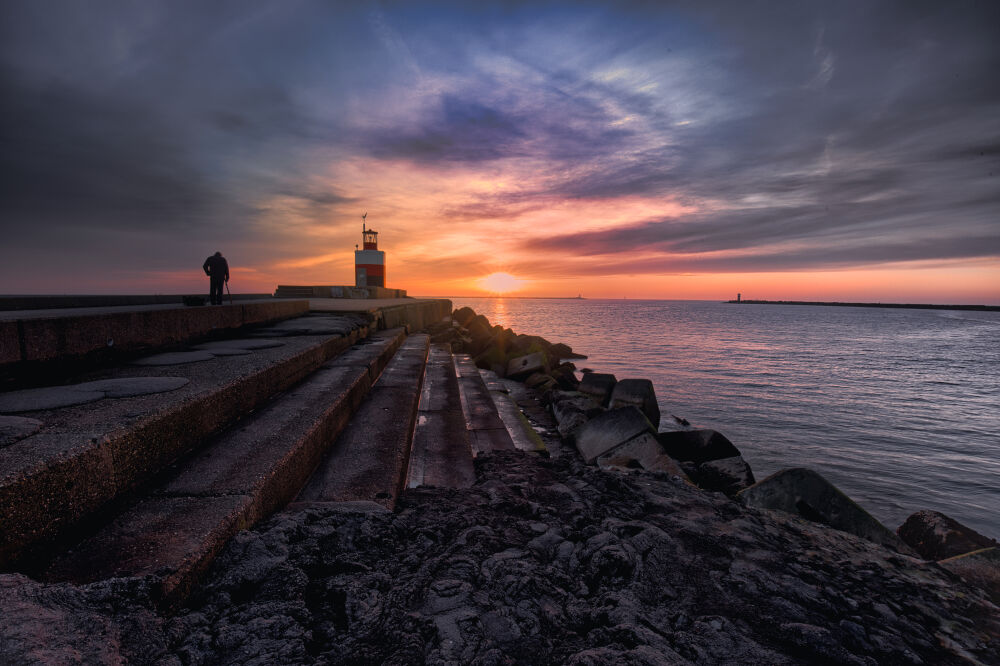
[3,452,996,664]
[898,509,1000,561]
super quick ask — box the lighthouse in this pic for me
[354,214,386,288]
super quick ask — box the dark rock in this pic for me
[738,468,909,551]
[578,373,617,407]
[506,352,549,381]
[608,379,659,429]
[549,362,579,390]
[671,414,690,427]
[897,510,998,561]
[575,406,655,464]
[691,456,755,496]
[656,429,740,463]
[549,343,586,360]
[596,432,688,477]
[2,452,997,664]
[453,307,477,328]
[524,373,556,391]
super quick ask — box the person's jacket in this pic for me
[203,255,229,281]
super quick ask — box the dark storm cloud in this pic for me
[0,0,997,285]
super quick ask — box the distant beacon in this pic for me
[354,216,386,288]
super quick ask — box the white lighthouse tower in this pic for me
[354,213,385,288]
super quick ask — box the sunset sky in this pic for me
[2,1,998,302]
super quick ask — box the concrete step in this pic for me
[406,344,476,489]
[0,299,309,369]
[483,374,547,453]
[293,334,430,510]
[0,313,370,568]
[453,354,515,455]
[43,328,408,606]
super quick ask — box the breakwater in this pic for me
[1,301,997,663]
[729,299,1000,311]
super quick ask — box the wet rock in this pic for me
[524,373,557,391]
[506,352,548,381]
[549,343,586,360]
[548,362,579,390]
[608,378,660,429]
[690,456,755,496]
[3,452,998,664]
[897,509,998,561]
[578,372,617,407]
[738,468,909,551]
[452,307,477,328]
[596,432,688,477]
[656,429,740,464]
[575,406,655,464]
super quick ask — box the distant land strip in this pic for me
[727,300,1000,312]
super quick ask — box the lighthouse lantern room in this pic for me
[354,213,386,288]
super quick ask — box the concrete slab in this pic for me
[158,332,407,521]
[407,344,475,490]
[1,300,308,365]
[452,354,515,455]
[575,406,655,464]
[45,494,252,606]
[0,320,368,567]
[0,376,189,412]
[470,429,516,455]
[296,336,429,509]
[490,390,545,453]
[191,339,284,351]
[0,416,43,447]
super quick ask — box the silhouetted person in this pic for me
[203,251,229,305]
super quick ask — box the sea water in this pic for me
[449,298,1000,538]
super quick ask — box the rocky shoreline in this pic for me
[2,306,998,664]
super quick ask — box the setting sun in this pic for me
[478,272,526,294]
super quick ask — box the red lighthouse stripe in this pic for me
[357,264,384,277]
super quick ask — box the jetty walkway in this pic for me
[0,297,542,607]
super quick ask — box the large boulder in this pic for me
[550,342,586,360]
[550,391,603,440]
[738,468,908,551]
[452,307,477,328]
[549,362,579,390]
[507,352,549,381]
[689,456,756,496]
[596,432,688,478]
[574,406,655,464]
[608,379,659,429]
[578,373,617,407]
[656,429,740,464]
[897,510,998,561]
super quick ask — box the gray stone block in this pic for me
[897,510,998,561]
[738,467,908,551]
[506,352,548,380]
[575,406,654,464]
[609,378,660,429]
[578,373,617,407]
[657,429,740,463]
[694,456,755,496]
[596,432,687,477]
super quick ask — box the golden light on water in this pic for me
[478,272,526,294]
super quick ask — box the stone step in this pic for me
[42,328,409,606]
[453,354,515,455]
[406,344,476,489]
[0,313,371,568]
[0,299,309,369]
[292,334,430,510]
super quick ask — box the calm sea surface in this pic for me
[449,298,1000,538]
